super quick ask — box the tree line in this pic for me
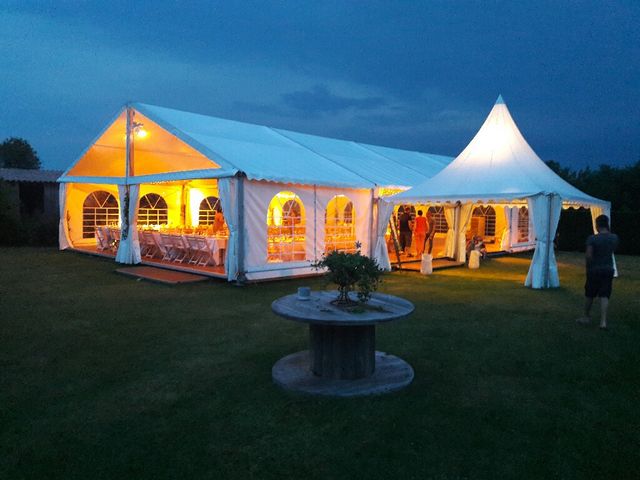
[0,137,41,169]
[547,160,640,255]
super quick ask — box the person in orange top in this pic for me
[413,210,428,257]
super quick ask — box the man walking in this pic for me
[577,214,619,329]
[398,207,413,256]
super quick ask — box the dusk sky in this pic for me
[1,1,638,172]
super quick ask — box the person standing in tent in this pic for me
[577,214,618,330]
[413,210,428,257]
[425,209,436,255]
[398,206,413,256]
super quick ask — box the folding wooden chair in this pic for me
[159,233,175,261]
[185,236,203,265]
[140,231,158,258]
[95,226,110,251]
[170,235,189,263]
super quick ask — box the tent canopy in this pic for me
[59,103,452,189]
[393,95,607,208]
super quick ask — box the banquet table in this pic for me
[95,227,228,266]
[149,231,227,265]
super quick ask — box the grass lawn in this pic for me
[1,248,639,479]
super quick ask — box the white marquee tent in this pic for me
[58,103,452,281]
[387,96,611,288]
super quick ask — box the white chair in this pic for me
[185,235,211,266]
[95,227,110,251]
[170,235,189,263]
[140,231,158,258]
[159,233,176,261]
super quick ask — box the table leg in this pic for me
[309,324,375,379]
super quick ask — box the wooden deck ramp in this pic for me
[116,266,210,285]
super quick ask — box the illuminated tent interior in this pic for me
[387,95,610,288]
[58,103,453,281]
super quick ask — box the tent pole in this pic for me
[313,185,317,262]
[235,173,247,285]
[125,105,132,185]
[389,216,403,271]
[452,202,460,260]
[123,105,133,244]
[368,188,375,258]
[544,195,553,288]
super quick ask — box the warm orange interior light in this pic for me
[378,188,405,197]
[135,128,148,139]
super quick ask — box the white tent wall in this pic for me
[456,203,474,262]
[242,180,372,281]
[500,206,515,251]
[64,183,120,247]
[443,205,456,258]
[58,183,71,250]
[186,180,220,227]
[138,183,183,226]
[316,185,372,259]
[525,194,562,288]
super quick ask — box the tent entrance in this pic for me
[389,203,454,263]
[63,177,230,278]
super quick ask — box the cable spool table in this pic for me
[271,291,415,397]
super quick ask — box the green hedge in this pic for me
[0,187,58,247]
[557,208,638,255]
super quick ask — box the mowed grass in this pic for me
[1,248,639,480]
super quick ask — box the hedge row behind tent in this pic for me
[387,95,611,289]
[58,102,453,281]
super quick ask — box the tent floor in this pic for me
[71,246,227,279]
[392,258,465,271]
[116,266,210,285]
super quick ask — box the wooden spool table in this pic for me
[271,291,415,397]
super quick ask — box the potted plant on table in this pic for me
[312,242,383,305]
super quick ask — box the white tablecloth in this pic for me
[148,232,227,266]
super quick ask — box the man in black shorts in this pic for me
[577,214,619,329]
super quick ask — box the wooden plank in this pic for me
[116,266,209,285]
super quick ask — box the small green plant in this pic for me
[312,243,383,304]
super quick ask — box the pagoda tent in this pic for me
[58,103,452,281]
[385,96,610,289]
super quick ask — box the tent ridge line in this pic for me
[266,127,375,188]
[351,142,430,179]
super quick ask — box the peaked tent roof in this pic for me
[394,96,607,207]
[59,103,452,189]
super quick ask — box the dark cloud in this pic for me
[281,85,385,115]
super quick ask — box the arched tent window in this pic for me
[198,196,222,225]
[517,206,529,243]
[471,205,496,237]
[137,193,168,226]
[325,195,356,253]
[427,206,449,233]
[82,191,119,238]
[267,191,306,263]
[344,201,353,224]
